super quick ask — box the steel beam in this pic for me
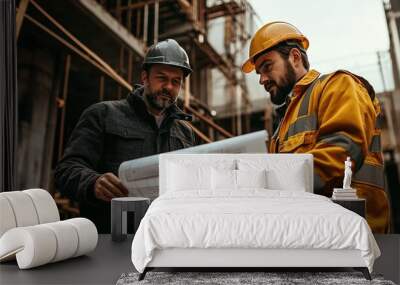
[77,0,145,57]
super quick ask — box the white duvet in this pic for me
[131,190,380,273]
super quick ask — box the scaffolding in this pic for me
[15,0,261,216]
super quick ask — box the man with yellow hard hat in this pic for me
[242,21,389,233]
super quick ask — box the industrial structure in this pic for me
[13,0,400,231]
[382,0,400,232]
[15,0,267,217]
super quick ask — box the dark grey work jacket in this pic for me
[54,86,196,233]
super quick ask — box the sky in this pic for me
[246,0,393,98]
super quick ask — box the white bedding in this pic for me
[131,190,380,273]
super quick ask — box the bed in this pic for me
[131,154,380,280]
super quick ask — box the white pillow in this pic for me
[237,158,308,191]
[266,167,306,191]
[236,169,267,189]
[167,163,211,191]
[211,168,237,190]
[211,169,268,191]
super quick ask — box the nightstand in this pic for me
[331,198,366,218]
[111,197,151,242]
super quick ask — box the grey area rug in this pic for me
[116,272,396,285]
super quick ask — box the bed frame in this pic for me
[137,154,371,281]
[139,249,370,280]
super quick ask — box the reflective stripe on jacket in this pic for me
[269,69,389,233]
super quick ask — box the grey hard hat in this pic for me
[142,39,192,77]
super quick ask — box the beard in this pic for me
[267,60,297,106]
[144,87,177,112]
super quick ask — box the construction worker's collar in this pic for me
[292,69,320,96]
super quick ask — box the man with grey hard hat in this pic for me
[55,39,197,233]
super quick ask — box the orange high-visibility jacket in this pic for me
[269,69,389,233]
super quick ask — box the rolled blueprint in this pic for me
[119,130,268,199]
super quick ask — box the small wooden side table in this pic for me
[331,198,366,218]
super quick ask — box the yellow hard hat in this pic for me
[241,21,309,73]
